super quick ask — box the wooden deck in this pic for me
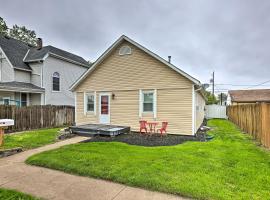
[70,124,130,137]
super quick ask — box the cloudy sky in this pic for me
[1,0,270,93]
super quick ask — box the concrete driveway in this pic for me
[0,137,189,200]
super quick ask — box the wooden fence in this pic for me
[0,105,75,132]
[227,103,270,148]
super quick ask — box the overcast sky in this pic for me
[1,0,270,93]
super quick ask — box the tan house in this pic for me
[70,35,205,135]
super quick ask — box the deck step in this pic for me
[70,124,130,137]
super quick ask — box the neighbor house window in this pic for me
[84,92,96,113]
[3,97,10,105]
[143,91,154,112]
[52,72,60,91]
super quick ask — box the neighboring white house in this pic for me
[0,35,89,106]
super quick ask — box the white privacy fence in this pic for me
[205,105,227,119]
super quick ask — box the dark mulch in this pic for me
[82,119,209,147]
[82,131,206,147]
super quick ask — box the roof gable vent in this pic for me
[119,45,132,55]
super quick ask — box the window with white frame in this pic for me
[119,45,132,55]
[143,91,154,112]
[85,93,95,112]
[52,72,60,91]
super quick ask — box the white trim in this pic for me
[0,46,14,69]
[0,46,32,72]
[52,72,61,92]
[14,67,32,72]
[22,49,30,61]
[140,89,156,117]
[154,89,157,119]
[119,45,132,55]
[0,88,44,93]
[24,52,88,68]
[192,85,196,135]
[84,91,96,115]
[41,66,43,88]
[74,92,77,123]
[139,89,142,118]
[70,35,200,91]
[2,97,11,105]
[94,91,97,115]
[99,92,111,124]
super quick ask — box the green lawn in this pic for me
[0,188,40,200]
[26,120,270,200]
[1,128,60,150]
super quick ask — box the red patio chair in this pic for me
[157,122,168,136]
[139,120,148,134]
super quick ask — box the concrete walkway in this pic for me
[0,137,189,200]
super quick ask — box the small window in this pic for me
[119,45,132,55]
[3,97,10,105]
[85,93,95,112]
[52,72,60,91]
[143,92,154,112]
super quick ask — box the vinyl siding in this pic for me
[76,88,192,134]
[76,41,191,92]
[14,70,31,83]
[43,56,87,106]
[30,62,42,87]
[196,92,205,130]
[75,41,200,135]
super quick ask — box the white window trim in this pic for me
[119,45,132,55]
[84,91,96,115]
[52,72,61,92]
[74,92,77,124]
[139,89,157,119]
[3,97,10,105]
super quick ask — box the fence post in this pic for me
[261,103,269,147]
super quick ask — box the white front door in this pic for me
[99,93,110,124]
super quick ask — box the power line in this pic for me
[215,83,270,86]
[245,79,270,89]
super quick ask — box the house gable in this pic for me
[71,35,200,91]
[75,40,194,92]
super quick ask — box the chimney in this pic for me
[37,38,43,50]
[168,56,171,63]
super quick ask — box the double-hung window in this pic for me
[52,72,60,91]
[84,92,95,114]
[143,91,154,112]
[140,90,157,119]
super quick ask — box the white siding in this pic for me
[30,93,41,105]
[0,48,15,82]
[42,56,87,106]
[14,70,31,83]
[30,62,42,87]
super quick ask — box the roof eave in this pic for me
[70,35,201,91]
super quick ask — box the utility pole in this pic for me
[220,93,223,105]
[212,71,215,96]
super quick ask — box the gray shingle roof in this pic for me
[24,45,89,67]
[0,35,90,70]
[0,81,45,92]
[0,35,32,70]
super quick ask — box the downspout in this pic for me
[192,85,196,135]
